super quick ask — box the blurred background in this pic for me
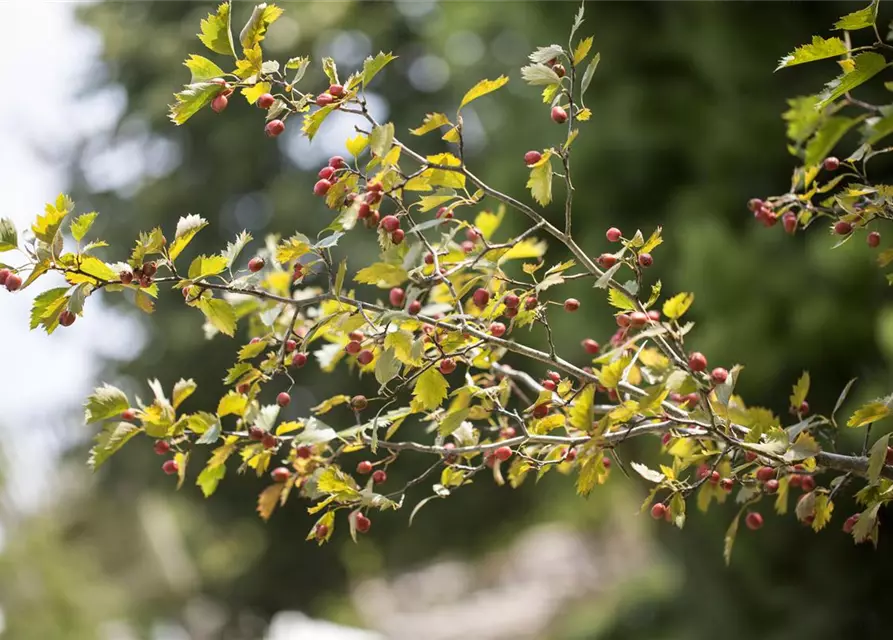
[2,1,893,638]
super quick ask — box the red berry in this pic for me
[329,156,346,169]
[782,212,797,235]
[316,93,334,107]
[708,470,721,485]
[262,433,277,449]
[744,452,757,463]
[257,93,275,109]
[745,511,763,531]
[868,231,881,248]
[542,379,556,391]
[271,467,291,482]
[500,426,516,439]
[564,298,580,312]
[154,440,171,455]
[424,252,435,265]
[162,459,179,475]
[461,240,475,253]
[380,215,400,232]
[285,339,298,353]
[647,310,661,322]
[465,228,481,243]
[582,338,600,354]
[764,478,779,494]
[122,409,136,421]
[606,227,622,242]
[756,466,775,483]
[551,106,568,124]
[565,448,577,462]
[651,503,668,520]
[800,475,816,492]
[442,442,458,463]
[351,395,368,411]
[597,253,617,268]
[494,446,512,462]
[823,156,840,171]
[364,212,380,228]
[503,294,520,308]
[391,229,405,245]
[688,352,708,372]
[357,460,373,475]
[59,310,76,327]
[314,179,332,196]
[408,299,421,315]
[248,426,264,441]
[489,322,506,337]
[211,93,229,113]
[547,371,561,383]
[328,84,344,98]
[389,287,405,307]
[711,368,729,384]
[552,63,566,78]
[5,273,22,291]
[799,401,810,415]
[532,404,549,418]
[139,275,152,288]
[367,181,383,192]
[439,358,457,375]
[616,314,631,328]
[472,288,490,308]
[834,220,852,235]
[525,296,537,310]
[119,270,133,285]
[720,478,734,492]
[277,392,291,407]
[747,198,763,212]
[265,119,285,137]
[789,474,802,488]
[843,514,859,534]
[248,257,265,273]
[292,352,307,368]
[357,349,374,365]
[524,150,542,166]
[296,445,312,459]
[885,446,893,465]
[318,166,336,180]
[345,340,362,355]
[436,206,452,219]
[629,311,647,327]
[0,269,9,285]
[372,469,387,484]
[355,512,371,533]
[637,253,653,268]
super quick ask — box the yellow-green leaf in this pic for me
[413,368,449,411]
[662,292,694,320]
[218,391,248,417]
[239,3,283,51]
[84,384,129,424]
[172,378,197,410]
[346,134,368,157]
[847,401,890,427]
[257,483,284,521]
[790,371,810,410]
[369,122,395,158]
[362,51,396,87]
[242,81,272,105]
[459,75,509,110]
[526,150,553,206]
[410,112,451,136]
[812,494,834,532]
[169,214,208,261]
[573,36,593,65]
[198,298,237,336]
[776,36,848,71]
[70,212,98,243]
[198,2,236,57]
[568,384,595,432]
[275,234,312,264]
[188,254,228,280]
[354,262,407,288]
[184,54,226,82]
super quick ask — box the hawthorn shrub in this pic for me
[2,0,893,561]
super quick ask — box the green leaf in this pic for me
[354,262,407,288]
[410,112,451,136]
[345,134,368,157]
[33,194,72,244]
[853,503,881,544]
[362,51,396,87]
[784,95,824,145]
[275,234,311,264]
[29,287,69,331]
[218,391,248,417]
[88,422,140,471]
[526,150,553,206]
[568,384,595,432]
[183,54,226,82]
[198,2,236,57]
[438,407,470,437]
[84,384,129,423]
[334,259,347,296]
[784,431,821,462]
[70,212,97,243]
[239,3,283,51]
[198,298,237,337]
[804,116,862,169]
[302,103,338,140]
[608,288,636,311]
[790,371,810,410]
[573,36,593,66]
[812,494,834,532]
[188,254,228,280]
[169,214,208,261]
[413,368,449,411]
[169,82,221,125]
[374,347,401,386]
[834,0,879,30]
[197,462,227,498]
[776,36,848,71]
[662,292,694,320]
[242,81,272,105]
[815,52,887,111]
[847,400,890,427]
[0,218,17,252]
[723,512,740,566]
[369,122,395,158]
[868,433,890,484]
[580,52,600,97]
[172,378,197,410]
[459,75,508,110]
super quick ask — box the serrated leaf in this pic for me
[790,371,810,410]
[834,0,879,31]
[302,103,338,139]
[608,288,636,311]
[29,287,68,331]
[369,122,395,158]
[815,52,887,111]
[812,494,834,532]
[257,483,284,521]
[169,214,208,261]
[88,422,140,471]
[197,462,226,497]
[459,75,508,110]
[868,433,890,484]
[0,218,17,252]
[573,36,593,66]
[183,54,225,83]
[169,81,221,125]
[239,3,283,51]
[784,431,821,462]
[526,150,553,206]
[438,407,470,437]
[413,368,449,411]
[662,292,694,320]
[198,2,236,57]
[580,52,600,97]
[172,378,196,410]
[33,195,71,244]
[188,254,227,280]
[70,212,98,243]
[723,513,740,566]
[242,81,272,105]
[847,400,890,427]
[777,36,849,71]
[275,234,312,264]
[84,384,129,423]
[853,503,880,544]
[354,262,407,288]
[598,356,630,390]
[568,384,594,432]
[198,298,237,337]
[311,394,351,415]
[630,461,665,483]
[362,51,396,87]
[410,112,451,136]
[374,347,401,386]
[424,152,465,189]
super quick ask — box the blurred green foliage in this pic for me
[3,1,893,638]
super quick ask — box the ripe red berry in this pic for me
[313,179,332,196]
[345,340,362,355]
[789,474,802,488]
[248,426,264,441]
[262,433,277,449]
[391,229,405,245]
[552,63,566,78]
[318,166,336,180]
[542,379,556,391]
[59,310,76,327]
[296,445,312,459]
[472,288,490,308]
[708,470,721,485]
[162,459,179,475]
[389,287,405,307]
[328,84,344,98]
[355,512,371,533]
[121,409,136,421]
[0,268,9,285]
[747,198,763,212]
[436,206,452,219]
[380,215,400,232]
[565,448,577,462]
[461,240,475,253]
[688,352,708,372]
[153,440,171,455]
[711,368,729,384]
[503,294,520,309]
[119,270,133,285]
[139,275,152,288]
[764,478,779,494]
[629,311,647,327]
[257,93,275,109]
[745,511,764,531]
[651,503,668,520]
[277,392,291,407]
[756,466,775,483]
[489,322,506,337]
[351,395,368,411]
[525,296,537,310]
[843,514,859,534]
[524,150,542,166]
[834,220,852,235]
[647,310,661,322]
[439,358,456,375]
[799,401,809,415]
[211,93,229,113]
[364,212,380,228]
[868,231,881,248]
[551,105,568,124]
[494,446,512,462]
[5,273,22,291]
[800,475,816,492]
[500,426,517,439]
[292,352,307,368]
[582,338,600,354]
[744,451,757,463]
[329,156,346,169]
[357,349,374,365]
[606,227,622,242]
[357,460,373,475]
[248,257,265,273]
[616,314,631,328]
[782,212,797,235]
[564,298,580,312]
[372,469,387,484]
[547,371,561,383]
[271,467,291,482]
[532,403,549,418]
[637,253,653,268]
[720,478,734,492]
[408,299,421,315]
[265,119,285,137]
[886,446,893,465]
[823,156,840,171]
[316,93,334,107]
[285,339,297,353]
[597,253,617,268]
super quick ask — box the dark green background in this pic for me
[3,2,893,638]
